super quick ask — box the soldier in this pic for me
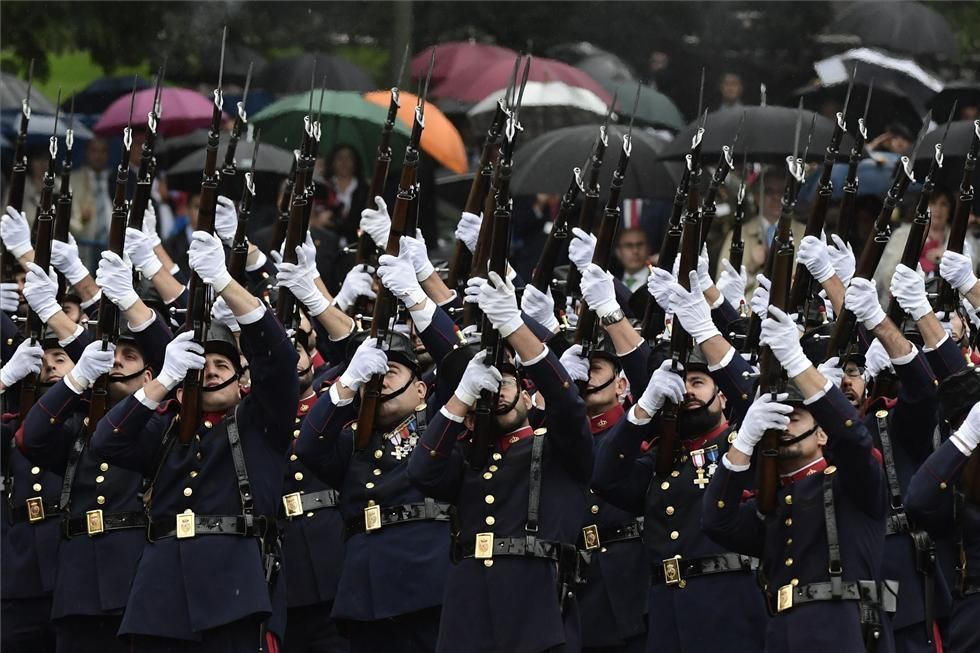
[407,269,594,653]
[89,230,299,650]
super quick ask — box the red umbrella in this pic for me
[94,87,225,138]
[411,42,516,95]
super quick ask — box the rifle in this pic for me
[17,100,61,419]
[219,61,253,197]
[271,153,299,255]
[127,69,164,234]
[836,83,874,246]
[699,113,743,247]
[530,166,584,295]
[229,134,260,284]
[355,50,435,450]
[88,83,138,431]
[53,99,76,300]
[728,151,749,274]
[178,30,227,444]
[2,60,33,283]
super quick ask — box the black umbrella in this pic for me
[61,75,152,116]
[910,120,980,186]
[182,42,267,86]
[827,1,956,58]
[928,81,980,123]
[512,124,682,200]
[164,137,295,202]
[547,42,636,87]
[0,72,57,114]
[254,53,375,94]
[658,106,854,165]
[793,79,923,138]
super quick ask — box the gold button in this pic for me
[562,381,570,389]
[95,475,105,483]
[295,417,301,424]
[785,518,793,527]
[290,454,298,461]
[492,453,502,461]
[660,481,670,490]
[306,512,314,518]
[875,409,888,419]
[183,487,193,496]
[204,420,213,429]
[489,465,498,472]
[30,466,40,475]
[112,428,118,433]
[483,472,493,480]
[196,452,203,460]
[32,483,42,492]
[741,393,749,400]
[618,453,625,459]
[601,547,608,553]
[823,465,837,476]
[49,417,57,425]
[786,538,793,545]
[484,559,494,567]
[293,429,300,438]
[373,469,382,476]
[295,472,304,481]
[190,471,198,478]
[784,495,793,505]
[844,419,853,427]
[374,450,383,459]
[716,500,725,509]
[485,516,495,526]
[666,506,675,515]
[99,463,109,472]
[485,495,495,504]
[939,482,948,490]
[367,500,376,506]
[5,338,11,345]
[785,557,793,566]
[97,496,106,505]
[670,530,679,540]
[591,504,599,514]
[670,470,680,478]
[791,578,799,586]
[365,482,374,489]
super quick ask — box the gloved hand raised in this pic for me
[521,284,559,332]
[864,339,893,381]
[51,234,91,284]
[667,270,720,344]
[844,277,886,330]
[0,339,43,388]
[760,306,810,377]
[798,235,835,283]
[97,251,140,311]
[360,196,391,249]
[568,227,596,272]
[817,356,845,388]
[889,264,930,320]
[558,344,589,383]
[68,340,117,391]
[22,263,61,322]
[750,274,771,319]
[671,246,713,292]
[401,233,435,282]
[827,234,855,285]
[731,392,792,457]
[188,231,232,292]
[939,250,978,295]
[646,266,675,312]
[275,247,329,316]
[580,264,619,318]
[716,259,747,308]
[454,350,502,406]
[0,282,19,314]
[124,227,163,278]
[340,337,388,391]
[214,195,238,245]
[2,206,32,257]
[477,271,523,337]
[455,211,482,254]
[952,402,980,456]
[211,296,240,333]
[157,331,205,391]
[377,246,427,307]
[334,266,377,312]
[637,360,686,417]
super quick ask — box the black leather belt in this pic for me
[652,553,758,586]
[886,512,910,536]
[147,513,274,542]
[458,535,580,565]
[281,488,339,519]
[345,500,450,537]
[9,499,62,525]
[771,579,896,614]
[579,519,643,550]
[64,510,147,538]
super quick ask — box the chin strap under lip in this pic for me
[778,423,818,447]
[201,374,241,393]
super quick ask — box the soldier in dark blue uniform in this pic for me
[407,269,594,653]
[905,369,980,653]
[89,230,299,651]
[703,303,895,653]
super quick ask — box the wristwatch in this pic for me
[600,308,626,326]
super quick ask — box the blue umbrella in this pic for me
[797,151,906,203]
[62,75,152,116]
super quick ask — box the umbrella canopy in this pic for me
[62,76,152,116]
[928,81,980,123]
[601,79,684,131]
[179,42,267,86]
[164,137,294,191]
[910,119,980,181]
[469,81,609,143]
[363,90,467,174]
[547,42,636,86]
[827,1,956,58]
[0,112,95,148]
[798,152,902,203]
[94,87,223,138]
[251,89,412,173]
[813,48,942,114]
[512,124,681,200]
[658,105,854,165]
[0,72,57,114]
[411,41,517,105]
[254,53,375,94]
[794,79,923,138]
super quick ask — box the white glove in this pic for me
[401,234,435,282]
[123,226,163,278]
[646,266,675,312]
[798,235,835,283]
[568,227,596,272]
[454,350,502,405]
[845,277,886,330]
[580,264,619,318]
[51,234,90,284]
[211,296,240,333]
[477,271,523,337]
[299,231,320,279]
[952,402,980,456]
[464,276,486,305]
[827,234,855,285]
[2,206,32,257]
[157,331,205,391]
[141,202,162,248]
[377,247,427,307]
[558,344,589,383]
[340,337,388,391]
[940,250,978,295]
[818,356,845,387]
[455,211,481,253]
[760,306,811,377]
[96,251,139,311]
[188,231,232,292]
[864,339,892,380]
[637,360,686,416]
[1,282,18,314]
[275,247,329,316]
[334,266,376,312]
[521,284,559,332]
[889,264,931,321]
[22,263,61,322]
[667,270,720,344]
[68,340,117,391]
[671,246,712,292]
[360,196,390,249]
[0,339,43,388]
[732,392,792,457]
[750,274,771,319]
[214,195,238,245]
[716,259,747,308]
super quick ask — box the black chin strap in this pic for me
[494,390,521,416]
[779,423,819,447]
[109,366,149,384]
[584,374,616,395]
[202,374,240,393]
[379,375,416,403]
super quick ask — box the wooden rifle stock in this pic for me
[530,170,583,293]
[271,153,300,255]
[2,96,31,283]
[729,186,747,272]
[936,120,979,316]
[565,131,608,304]
[698,147,734,246]
[836,118,868,245]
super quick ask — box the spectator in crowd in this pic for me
[718,72,744,109]
[615,227,651,291]
[325,144,368,245]
[163,190,199,272]
[70,137,114,269]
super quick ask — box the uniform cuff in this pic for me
[135,387,160,410]
[237,304,266,325]
[708,345,735,372]
[129,313,156,333]
[890,344,917,366]
[627,404,652,426]
[803,378,834,405]
[328,383,354,406]
[723,452,751,472]
[410,300,437,333]
[81,291,102,310]
[440,406,465,423]
[521,343,549,367]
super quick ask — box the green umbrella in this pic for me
[251,89,412,170]
[602,79,684,132]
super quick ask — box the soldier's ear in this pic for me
[815,428,828,447]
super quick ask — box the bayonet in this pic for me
[511,55,531,131]
[696,66,706,118]
[49,90,61,162]
[396,43,410,91]
[23,58,34,121]
[840,65,856,129]
[935,101,958,169]
[217,26,227,95]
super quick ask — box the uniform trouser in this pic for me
[53,614,126,653]
[344,607,441,653]
[128,618,275,653]
[284,602,348,653]
[2,597,56,653]
[891,621,942,653]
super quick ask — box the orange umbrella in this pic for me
[363,90,468,174]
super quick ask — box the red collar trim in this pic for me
[781,458,828,487]
[201,411,225,427]
[496,425,535,454]
[590,404,625,434]
[310,351,326,370]
[297,392,317,417]
[862,395,896,416]
[683,421,730,452]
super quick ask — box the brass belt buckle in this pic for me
[777,583,794,612]
[364,504,381,532]
[582,524,601,551]
[86,509,104,536]
[662,555,683,587]
[176,510,196,539]
[26,497,45,523]
[282,492,303,518]
[474,532,494,559]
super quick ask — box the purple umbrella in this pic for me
[93,87,226,138]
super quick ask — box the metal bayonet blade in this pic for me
[792,97,804,163]
[308,56,317,118]
[505,53,521,111]
[842,65,856,121]
[627,81,641,138]
[66,96,75,151]
[316,74,327,123]
[511,55,531,128]
[604,91,618,129]
[395,43,410,91]
[242,61,253,107]
[127,75,139,131]
[25,58,34,109]
[909,111,932,163]
[420,45,436,115]
[51,90,61,139]
[217,26,227,91]
[696,67,706,121]
[862,79,874,123]
[801,112,816,164]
